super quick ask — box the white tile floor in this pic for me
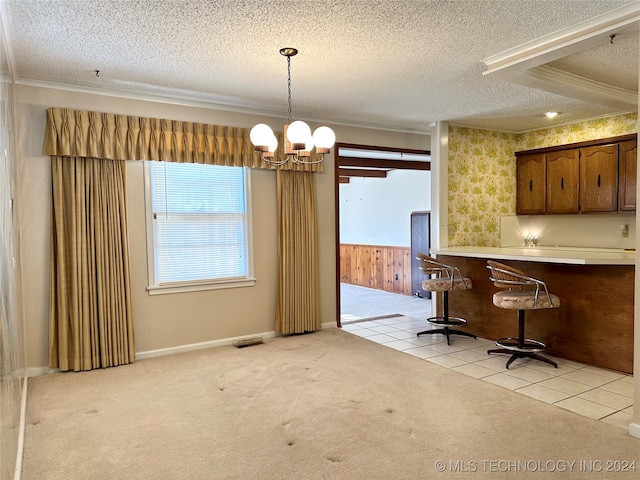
[340,284,634,430]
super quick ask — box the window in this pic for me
[144,161,254,294]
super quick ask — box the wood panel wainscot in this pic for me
[436,255,634,374]
[340,244,412,295]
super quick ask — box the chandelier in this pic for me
[250,48,335,165]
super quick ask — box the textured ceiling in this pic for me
[3,0,638,133]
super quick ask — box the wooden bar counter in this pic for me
[431,247,635,374]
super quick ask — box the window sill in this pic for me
[147,278,257,296]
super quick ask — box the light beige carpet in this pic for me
[23,328,640,479]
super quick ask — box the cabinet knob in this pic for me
[597,174,601,187]
[529,180,533,191]
[561,177,564,190]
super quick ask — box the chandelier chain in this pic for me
[286,55,292,123]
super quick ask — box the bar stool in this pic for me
[486,260,560,369]
[416,254,476,345]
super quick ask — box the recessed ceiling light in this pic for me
[545,111,558,118]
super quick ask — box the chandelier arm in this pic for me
[292,154,325,165]
[262,155,290,166]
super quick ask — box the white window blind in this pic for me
[146,161,252,292]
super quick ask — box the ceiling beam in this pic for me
[339,168,388,178]
[337,142,430,156]
[338,157,430,170]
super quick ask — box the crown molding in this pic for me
[481,3,640,74]
[15,78,432,135]
[523,65,637,110]
[481,2,640,109]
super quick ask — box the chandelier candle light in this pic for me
[250,47,335,165]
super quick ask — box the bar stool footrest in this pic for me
[494,337,545,353]
[417,313,477,346]
[427,316,467,328]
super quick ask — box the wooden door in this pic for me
[410,212,430,298]
[516,153,546,214]
[619,139,637,212]
[546,148,579,214]
[580,144,618,213]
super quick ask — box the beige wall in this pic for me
[16,84,429,369]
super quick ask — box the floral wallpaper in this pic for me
[514,113,638,151]
[448,113,638,247]
[448,127,517,247]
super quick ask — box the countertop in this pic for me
[431,246,636,265]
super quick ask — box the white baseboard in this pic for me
[137,324,337,360]
[136,330,280,360]
[26,366,60,377]
[26,324,339,372]
[629,422,640,439]
[14,377,28,480]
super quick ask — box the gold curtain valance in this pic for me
[42,107,323,172]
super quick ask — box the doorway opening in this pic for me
[334,143,431,328]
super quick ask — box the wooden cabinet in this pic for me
[516,153,545,214]
[516,134,637,215]
[580,144,619,213]
[546,148,579,214]
[619,139,637,211]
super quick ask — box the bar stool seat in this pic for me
[493,289,559,310]
[416,254,476,345]
[487,260,560,369]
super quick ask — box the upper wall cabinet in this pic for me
[516,153,546,215]
[515,134,637,215]
[579,144,619,213]
[619,139,637,212]
[546,148,580,214]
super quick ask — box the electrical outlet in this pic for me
[621,224,629,238]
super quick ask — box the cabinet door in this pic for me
[516,153,546,214]
[618,139,637,212]
[580,144,619,213]
[546,149,579,214]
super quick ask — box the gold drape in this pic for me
[275,170,321,334]
[45,107,325,363]
[42,107,323,172]
[49,156,135,371]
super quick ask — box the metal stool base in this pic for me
[487,347,557,369]
[417,316,476,346]
[487,309,557,369]
[417,290,476,346]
